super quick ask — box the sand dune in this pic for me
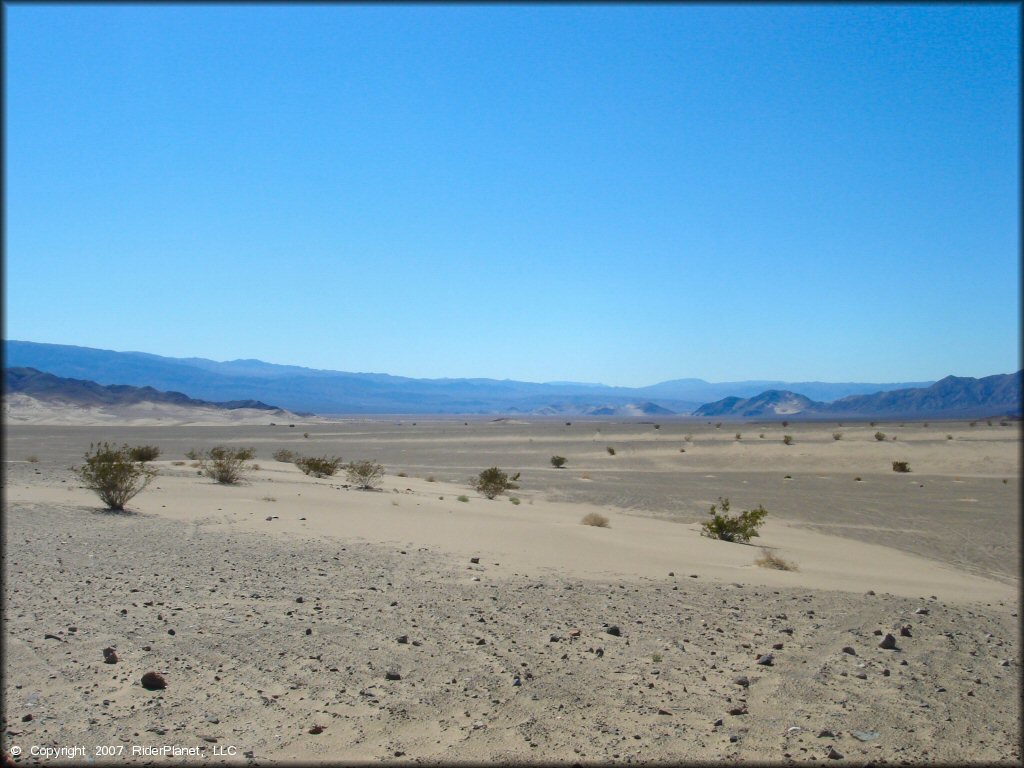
[2,417,1019,763]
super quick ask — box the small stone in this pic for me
[396,635,409,644]
[470,557,480,564]
[882,668,890,677]
[309,725,325,735]
[772,642,784,650]
[167,629,175,636]
[305,628,312,636]
[296,597,304,603]
[385,669,402,680]
[658,708,672,715]
[550,635,561,643]
[21,713,33,722]
[756,653,774,666]
[900,625,912,637]
[728,706,748,716]
[141,672,166,690]
[606,625,621,636]
[826,746,844,759]
[818,729,834,738]
[841,646,856,655]
[873,629,883,636]
[855,672,867,679]
[729,734,738,742]
[879,634,897,650]
[668,572,674,577]
[851,730,879,742]
[865,590,875,595]
[103,647,118,664]
[914,607,929,615]
[734,676,750,688]
[595,648,604,658]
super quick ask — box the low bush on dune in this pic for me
[755,548,798,571]
[199,446,255,485]
[832,432,842,441]
[295,455,344,478]
[128,445,161,463]
[272,449,296,463]
[892,461,911,473]
[782,435,793,445]
[346,459,385,489]
[550,455,567,468]
[581,512,610,528]
[874,431,886,441]
[701,497,767,544]
[74,443,156,511]
[473,467,518,499]
[606,446,616,456]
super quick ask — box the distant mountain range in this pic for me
[4,339,1010,418]
[694,373,1022,419]
[5,366,286,413]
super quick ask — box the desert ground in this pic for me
[2,415,1020,764]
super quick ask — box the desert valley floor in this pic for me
[2,417,1020,764]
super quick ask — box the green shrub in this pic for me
[606,446,616,456]
[74,443,156,511]
[273,449,296,463]
[457,495,469,502]
[892,461,910,473]
[128,445,161,463]
[509,496,521,505]
[782,435,793,445]
[832,432,842,441]
[199,446,255,485]
[550,455,567,468]
[474,467,513,499]
[700,497,767,544]
[295,455,344,478]
[346,459,385,489]
[874,431,886,441]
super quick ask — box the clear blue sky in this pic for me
[5,4,1019,386]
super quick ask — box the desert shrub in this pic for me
[303,432,310,438]
[426,475,436,482]
[346,459,385,489]
[184,449,200,460]
[679,447,686,452]
[755,548,798,571]
[735,433,742,440]
[128,445,161,463]
[26,455,39,463]
[397,471,408,477]
[700,497,767,544]
[581,512,610,528]
[199,446,255,485]
[474,467,512,499]
[550,455,567,468]
[854,476,862,481]
[782,435,793,445]
[457,495,469,502]
[832,432,842,441]
[509,496,521,505]
[652,653,662,663]
[892,461,910,473]
[946,434,953,440]
[874,431,886,441]
[74,442,156,511]
[606,446,616,455]
[781,420,789,427]
[273,449,296,463]
[295,455,344,478]
[759,433,765,438]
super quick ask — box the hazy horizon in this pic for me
[6,5,1019,387]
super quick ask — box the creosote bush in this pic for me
[200,446,255,485]
[755,548,798,571]
[782,435,793,445]
[874,431,886,441]
[892,461,911,473]
[295,455,344,478]
[581,512,610,528]
[606,446,616,456]
[550,455,567,468]
[474,467,516,499]
[128,445,160,463]
[700,497,767,544]
[74,442,156,511]
[457,495,469,503]
[346,459,385,489]
[832,432,842,441]
[273,449,296,463]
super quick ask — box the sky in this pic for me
[4,4,1020,387]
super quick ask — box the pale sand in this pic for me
[2,416,1020,763]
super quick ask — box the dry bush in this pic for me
[606,446,616,455]
[782,435,793,445]
[74,442,156,511]
[832,432,842,441]
[581,512,610,528]
[26,455,39,463]
[199,446,254,485]
[550,455,567,468]
[273,449,296,463]
[347,459,385,489]
[295,455,344,478]
[755,548,798,571]
[874,431,886,441]
[892,461,911,473]
[128,445,160,463]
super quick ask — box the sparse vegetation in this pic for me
[606,446,616,456]
[426,475,436,482]
[295,455,344,478]
[652,653,663,663]
[700,497,767,544]
[273,449,296,463]
[735,433,742,440]
[946,434,953,440]
[550,455,567,468]
[347,459,385,489]
[303,432,310,438]
[74,442,156,511]
[782,435,793,445]
[854,476,862,481]
[892,461,911,473]
[457,495,469,503]
[128,445,161,463]
[755,548,798,571]
[874,431,886,441]
[474,467,514,499]
[581,512,610,528]
[832,432,842,441]
[199,446,255,485]
[759,433,765,438]
[509,497,521,505]
[262,495,277,502]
